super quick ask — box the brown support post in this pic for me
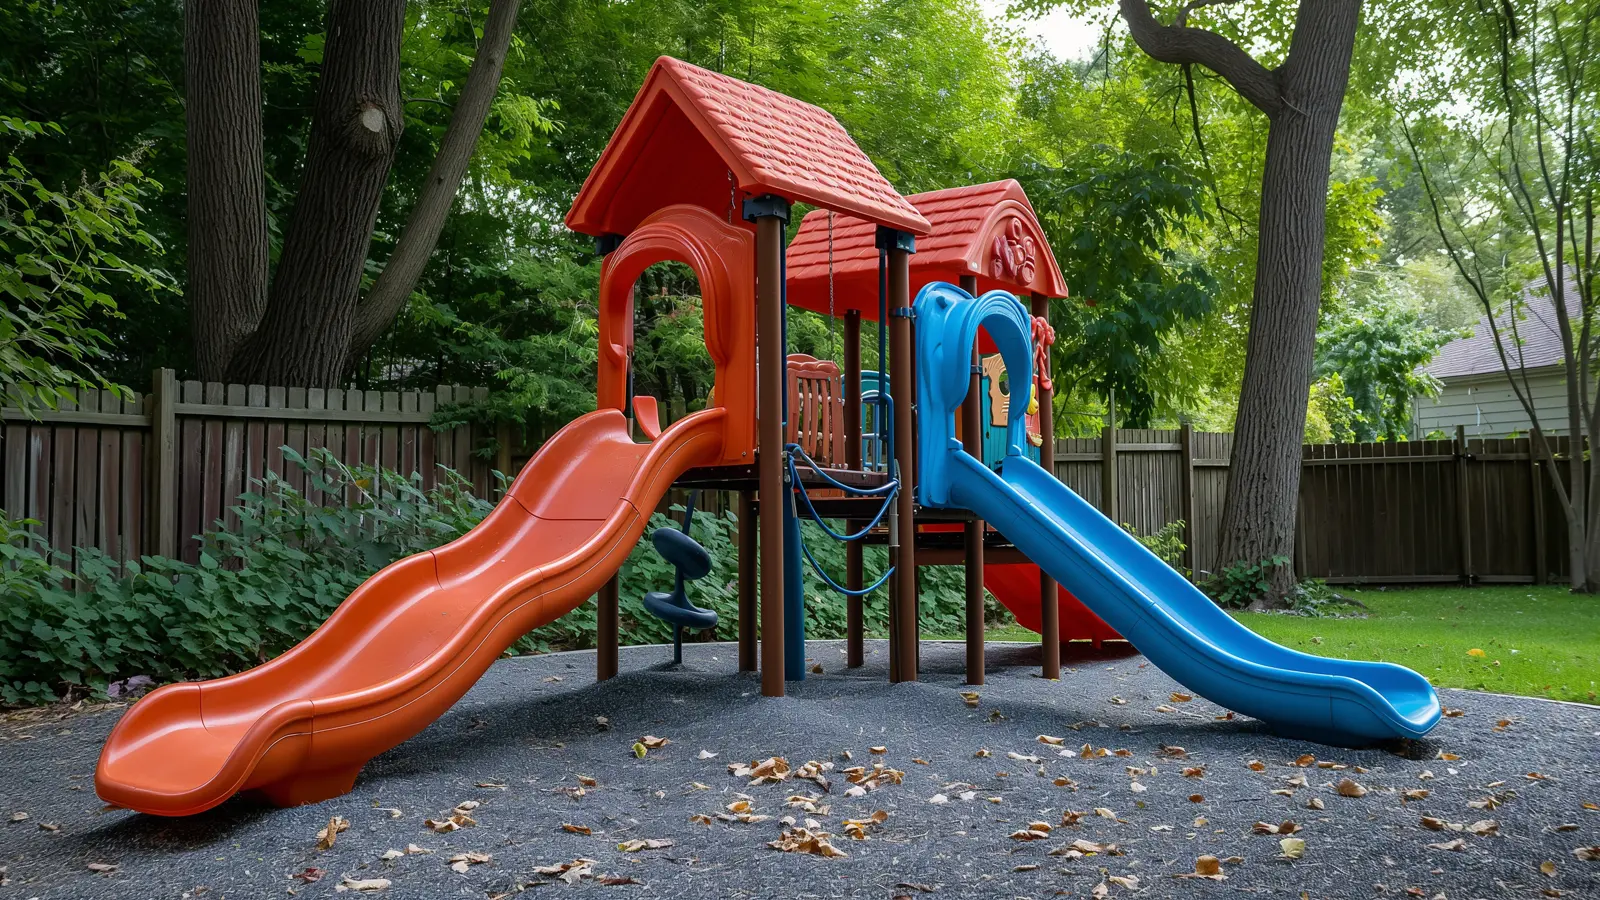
[1180,422,1195,582]
[959,275,985,685]
[1528,430,1547,584]
[888,233,918,683]
[148,368,179,560]
[843,310,865,668]
[597,576,619,680]
[751,198,788,697]
[738,490,758,671]
[1456,424,1473,584]
[1031,293,1059,680]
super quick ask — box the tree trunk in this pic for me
[226,0,405,387]
[349,0,523,362]
[185,0,269,382]
[1211,3,1362,605]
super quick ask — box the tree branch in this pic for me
[350,0,523,360]
[1118,0,1282,117]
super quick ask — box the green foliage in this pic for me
[1314,296,1462,441]
[0,118,174,416]
[1123,519,1186,573]
[1202,555,1291,610]
[0,449,494,705]
[1022,146,1217,428]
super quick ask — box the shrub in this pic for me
[1202,555,1291,610]
[0,449,987,705]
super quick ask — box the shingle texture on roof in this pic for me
[786,180,1068,314]
[1426,271,1584,379]
[565,57,928,237]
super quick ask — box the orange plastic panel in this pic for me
[633,395,662,441]
[96,409,726,816]
[598,205,755,463]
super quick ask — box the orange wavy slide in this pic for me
[96,407,724,816]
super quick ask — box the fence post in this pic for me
[1529,430,1546,584]
[148,368,178,559]
[1180,422,1195,582]
[1455,424,1473,584]
[1100,423,1118,523]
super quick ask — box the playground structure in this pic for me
[96,57,1441,817]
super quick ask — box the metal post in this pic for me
[1032,292,1059,681]
[748,196,790,697]
[959,275,984,685]
[843,310,865,668]
[886,230,917,683]
[737,490,758,671]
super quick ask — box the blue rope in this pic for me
[795,530,895,596]
[786,442,898,496]
[787,456,896,542]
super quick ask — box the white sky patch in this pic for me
[982,1,1104,60]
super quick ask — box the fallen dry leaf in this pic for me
[1253,820,1301,835]
[448,851,492,874]
[1009,827,1051,841]
[1158,744,1190,759]
[616,838,673,852]
[1176,855,1226,880]
[87,862,117,874]
[291,867,326,883]
[1280,837,1307,859]
[1404,789,1430,801]
[9,812,28,823]
[532,858,597,885]
[336,876,391,892]
[1427,838,1467,852]
[1336,778,1368,798]
[1182,766,1205,778]
[974,748,991,758]
[1108,875,1140,889]
[1541,860,1557,876]
[869,746,887,754]
[1442,706,1465,717]
[1247,760,1267,772]
[1188,793,1205,803]
[561,823,592,835]
[960,691,980,707]
[1467,819,1500,836]
[315,815,350,851]
[769,826,847,858]
[639,735,670,750]
[1050,838,1120,858]
[1574,846,1600,861]
[1037,734,1066,745]
[1170,692,1193,703]
[1293,754,1317,767]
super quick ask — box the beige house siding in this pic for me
[1413,367,1580,437]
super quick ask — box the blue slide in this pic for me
[914,283,1441,746]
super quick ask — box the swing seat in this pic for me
[642,528,718,631]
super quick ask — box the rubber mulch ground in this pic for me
[2,640,1597,899]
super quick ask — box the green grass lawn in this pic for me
[941,586,1599,704]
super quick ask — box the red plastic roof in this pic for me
[786,180,1068,319]
[565,57,929,238]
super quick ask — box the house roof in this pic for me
[1426,270,1584,379]
[564,57,929,238]
[785,180,1068,320]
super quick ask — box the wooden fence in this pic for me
[1,369,492,567]
[4,370,1586,585]
[1054,425,1585,585]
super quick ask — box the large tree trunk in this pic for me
[185,0,269,382]
[1121,0,1362,604]
[1218,4,1362,604]
[349,0,523,363]
[226,0,406,387]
